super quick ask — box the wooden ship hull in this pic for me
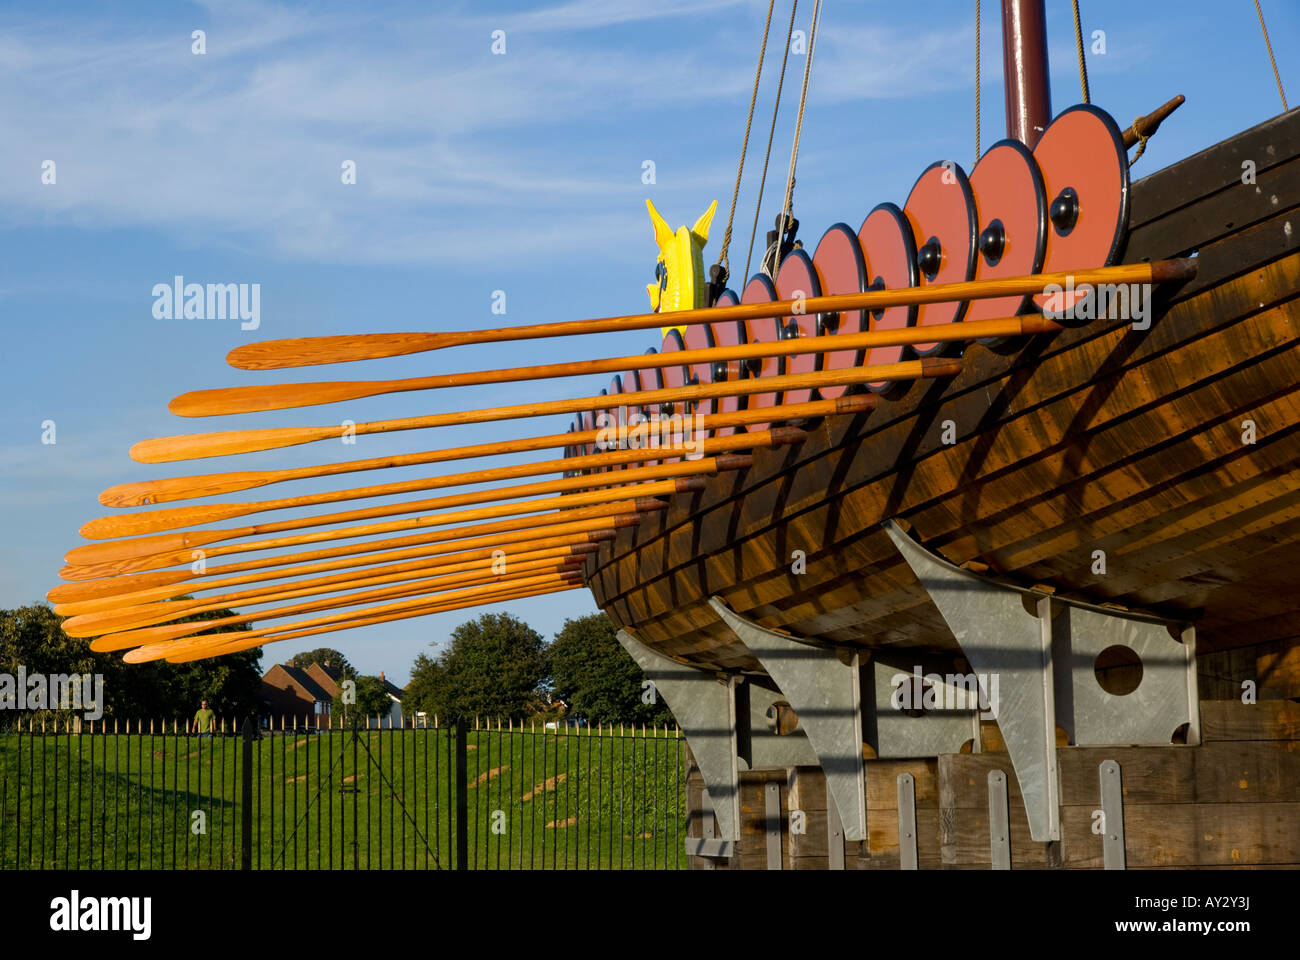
[585,105,1300,868]
[589,106,1300,672]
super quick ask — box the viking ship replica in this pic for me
[49,0,1299,869]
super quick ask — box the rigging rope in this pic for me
[1254,0,1289,112]
[774,0,822,275]
[975,0,981,164]
[743,0,800,286]
[1072,0,1091,104]
[717,0,778,275]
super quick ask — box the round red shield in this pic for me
[634,351,665,467]
[681,316,716,395]
[773,248,822,406]
[606,375,626,471]
[903,160,977,354]
[740,274,780,434]
[1032,105,1130,315]
[707,289,746,437]
[810,223,868,401]
[966,139,1046,338]
[657,330,689,464]
[857,203,917,394]
[592,387,610,472]
[578,409,596,462]
[658,328,689,416]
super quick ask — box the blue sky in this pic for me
[0,0,1294,686]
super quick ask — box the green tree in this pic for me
[331,674,394,724]
[289,647,355,677]
[547,612,673,725]
[0,603,263,723]
[403,652,442,721]
[407,613,547,720]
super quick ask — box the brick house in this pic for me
[259,660,405,727]
[259,660,344,726]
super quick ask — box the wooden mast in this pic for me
[1001,0,1052,147]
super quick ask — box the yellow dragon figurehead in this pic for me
[645,198,717,337]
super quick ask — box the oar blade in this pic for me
[47,569,190,603]
[80,501,252,540]
[169,380,392,417]
[226,332,447,370]
[99,471,274,507]
[130,426,335,463]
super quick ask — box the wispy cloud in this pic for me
[0,0,1019,267]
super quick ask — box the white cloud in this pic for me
[0,1,1018,266]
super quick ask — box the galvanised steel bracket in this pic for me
[709,597,868,843]
[884,519,1199,844]
[615,627,817,848]
[1100,760,1126,870]
[869,651,984,758]
[988,770,1012,869]
[616,628,742,845]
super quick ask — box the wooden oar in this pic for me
[132,357,957,463]
[158,581,581,664]
[127,581,582,664]
[52,502,656,590]
[58,541,590,624]
[102,395,873,506]
[64,552,586,637]
[58,491,685,581]
[66,456,748,567]
[53,530,614,616]
[225,260,1196,369]
[183,314,1056,416]
[92,568,583,652]
[82,428,799,539]
[125,577,585,664]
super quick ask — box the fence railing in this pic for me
[0,716,686,870]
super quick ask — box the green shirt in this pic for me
[194,708,216,732]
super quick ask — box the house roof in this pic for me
[263,663,333,703]
[262,661,404,703]
[306,662,343,699]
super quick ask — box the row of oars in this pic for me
[56,260,1194,663]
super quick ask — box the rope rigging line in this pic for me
[716,0,778,277]
[1254,0,1288,112]
[774,0,822,277]
[975,0,981,164]
[1072,0,1091,104]
[743,0,800,286]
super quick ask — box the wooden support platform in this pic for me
[684,658,1300,869]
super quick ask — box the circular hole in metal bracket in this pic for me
[1094,644,1143,696]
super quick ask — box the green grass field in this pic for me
[0,723,687,870]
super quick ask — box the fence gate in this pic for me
[0,716,687,870]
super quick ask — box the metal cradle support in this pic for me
[615,628,817,851]
[1099,760,1127,870]
[869,651,984,758]
[709,597,868,843]
[884,520,1198,844]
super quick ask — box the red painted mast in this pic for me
[1001,0,1052,148]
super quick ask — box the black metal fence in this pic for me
[0,715,686,870]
